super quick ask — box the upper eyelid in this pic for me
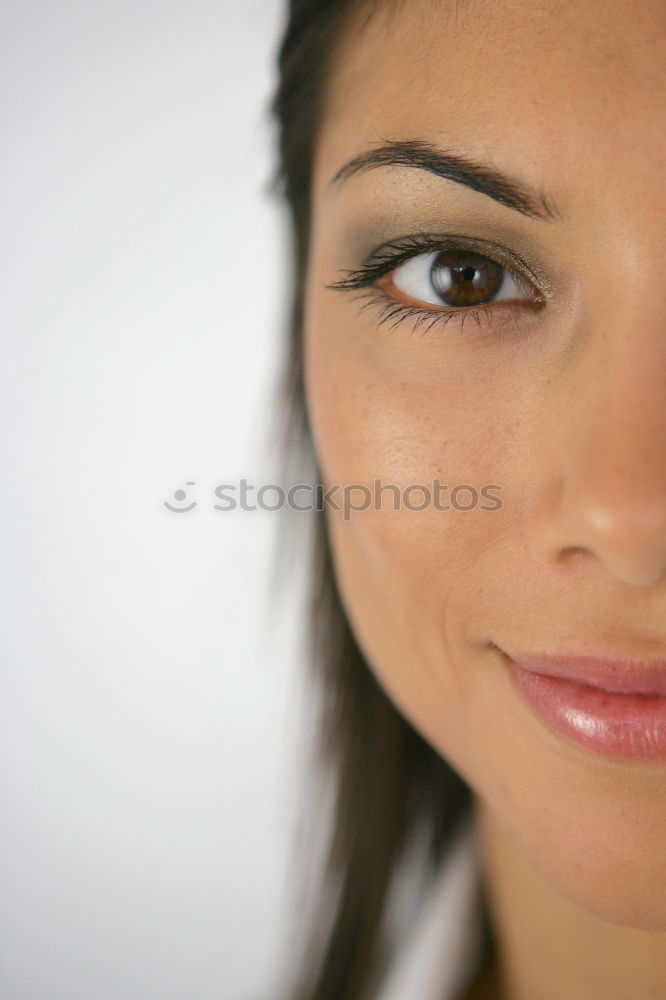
[328,232,553,299]
[369,236,539,286]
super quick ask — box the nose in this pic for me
[526,310,666,588]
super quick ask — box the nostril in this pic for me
[559,546,587,563]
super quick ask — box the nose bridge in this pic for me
[528,294,666,587]
[584,293,666,481]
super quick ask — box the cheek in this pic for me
[303,312,516,769]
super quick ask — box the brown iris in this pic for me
[430,250,504,307]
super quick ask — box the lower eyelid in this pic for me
[359,285,538,340]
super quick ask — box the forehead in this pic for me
[315,0,666,213]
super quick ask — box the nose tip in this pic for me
[527,477,666,588]
[578,501,666,586]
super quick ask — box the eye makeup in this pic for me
[325,230,550,337]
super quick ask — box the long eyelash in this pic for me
[325,232,532,335]
[348,285,496,337]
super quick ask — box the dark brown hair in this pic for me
[270,2,496,997]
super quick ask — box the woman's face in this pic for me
[303,0,666,930]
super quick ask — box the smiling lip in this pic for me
[505,651,666,696]
[499,649,666,760]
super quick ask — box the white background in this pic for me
[0,2,314,997]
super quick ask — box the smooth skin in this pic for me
[303,1,666,999]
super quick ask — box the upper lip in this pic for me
[500,649,666,696]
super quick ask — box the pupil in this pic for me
[430,251,504,307]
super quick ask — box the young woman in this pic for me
[271,2,666,998]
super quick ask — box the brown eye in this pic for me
[385,248,535,311]
[430,250,504,307]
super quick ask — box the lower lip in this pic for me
[504,657,666,761]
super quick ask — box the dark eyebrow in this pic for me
[329,139,559,222]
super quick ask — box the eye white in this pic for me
[390,250,525,307]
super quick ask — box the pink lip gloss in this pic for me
[501,651,666,761]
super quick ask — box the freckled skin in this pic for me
[303,1,666,998]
